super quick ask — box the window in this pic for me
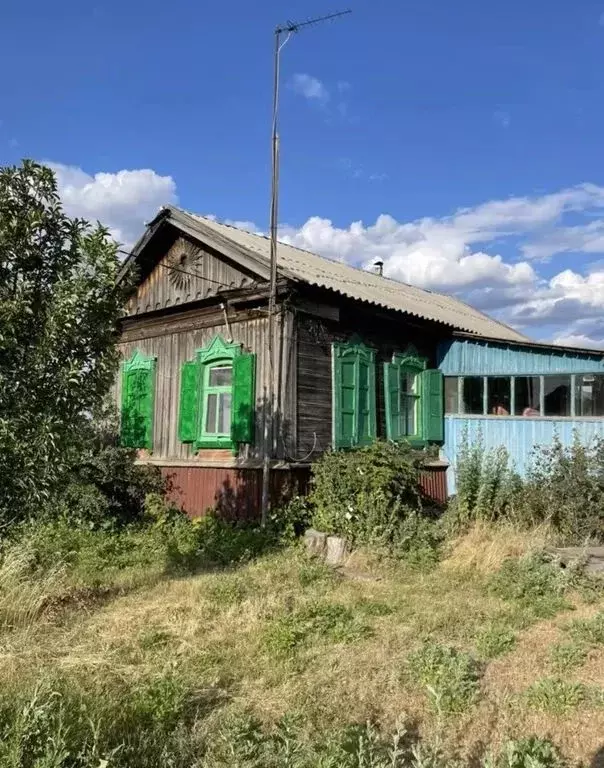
[543,375,571,417]
[384,353,444,444]
[575,374,604,417]
[462,376,484,415]
[120,350,156,450]
[178,336,256,449]
[487,376,511,416]
[444,377,459,414]
[332,340,376,448]
[514,376,541,416]
[203,365,232,436]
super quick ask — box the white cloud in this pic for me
[46,160,604,346]
[552,333,604,350]
[289,74,330,104]
[48,162,177,247]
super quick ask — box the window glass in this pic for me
[444,377,459,414]
[575,374,604,417]
[461,377,484,415]
[217,393,232,433]
[543,375,571,416]
[487,376,511,416]
[514,376,541,416]
[399,370,419,435]
[204,363,233,435]
[205,393,217,432]
[209,366,232,386]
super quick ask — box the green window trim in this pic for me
[384,351,444,445]
[177,335,256,451]
[120,349,156,450]
[332,339,377,449]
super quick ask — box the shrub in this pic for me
[407,642,481,716]
[309,441,427,547]
[488,554,570,618]
[268,495,313,543]
[449,431,521,530]
[52,415,167,528]
[517,434,604,543]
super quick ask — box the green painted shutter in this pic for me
[357,354,376,445]
[231,352,256,443]
[421,368,444,442]
[121,364,155,449]
[333,348,356,448]
[384,362,401,441]
[178,360,199,443]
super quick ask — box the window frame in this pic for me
[200,361,233,440]
[195,336,243,450]
[443,373,604,420]
[385,352,427,445]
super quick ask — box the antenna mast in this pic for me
[261,9,351,527]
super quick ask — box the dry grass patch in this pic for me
[442,521,552,575]
[1,538,603,764]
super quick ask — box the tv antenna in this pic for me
[261,9,352,526]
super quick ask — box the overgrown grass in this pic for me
[407,642,481,716]
[0,519,603,765]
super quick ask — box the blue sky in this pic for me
[3,0,604,346]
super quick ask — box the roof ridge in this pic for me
[174,206,458,297]
[166,205,527,342]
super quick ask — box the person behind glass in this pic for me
[491,400,509,415]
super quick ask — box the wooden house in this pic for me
[117,205,604,517]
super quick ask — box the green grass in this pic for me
[548,641,589,674]
[407,642,481,716]
[475,624,517,660]
[524,678,588,715]
[0,520,603,766]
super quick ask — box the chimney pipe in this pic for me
[373,259,384,276]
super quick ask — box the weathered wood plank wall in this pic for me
[116,304,296,463]
[294,300,444,458]
[126,236,259,317]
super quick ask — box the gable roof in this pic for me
[126,205,528,343]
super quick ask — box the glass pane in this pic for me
[401,371,417,394]
[514,376,541,416]
[575,375,604,417]
[401,395,417,435]
[444,377,459,414]
[205,393,217,433]
[209,366,232,387]
[217,393,232,434]
[487,376,511,416]
[543,376,571,416]
[461,377,484,415]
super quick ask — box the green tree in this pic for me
[0,160,126,523]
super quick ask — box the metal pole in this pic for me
[260,11,350,527]
[260,27,281,527]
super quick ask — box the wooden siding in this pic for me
[116,305,296,463]
[295,301,444,457]
[126,236,259,317]
[161,462,446,518]
[163,465,309,519]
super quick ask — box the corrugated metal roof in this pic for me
[164,206,528,342]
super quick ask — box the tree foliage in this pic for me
[0,160,127,522]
